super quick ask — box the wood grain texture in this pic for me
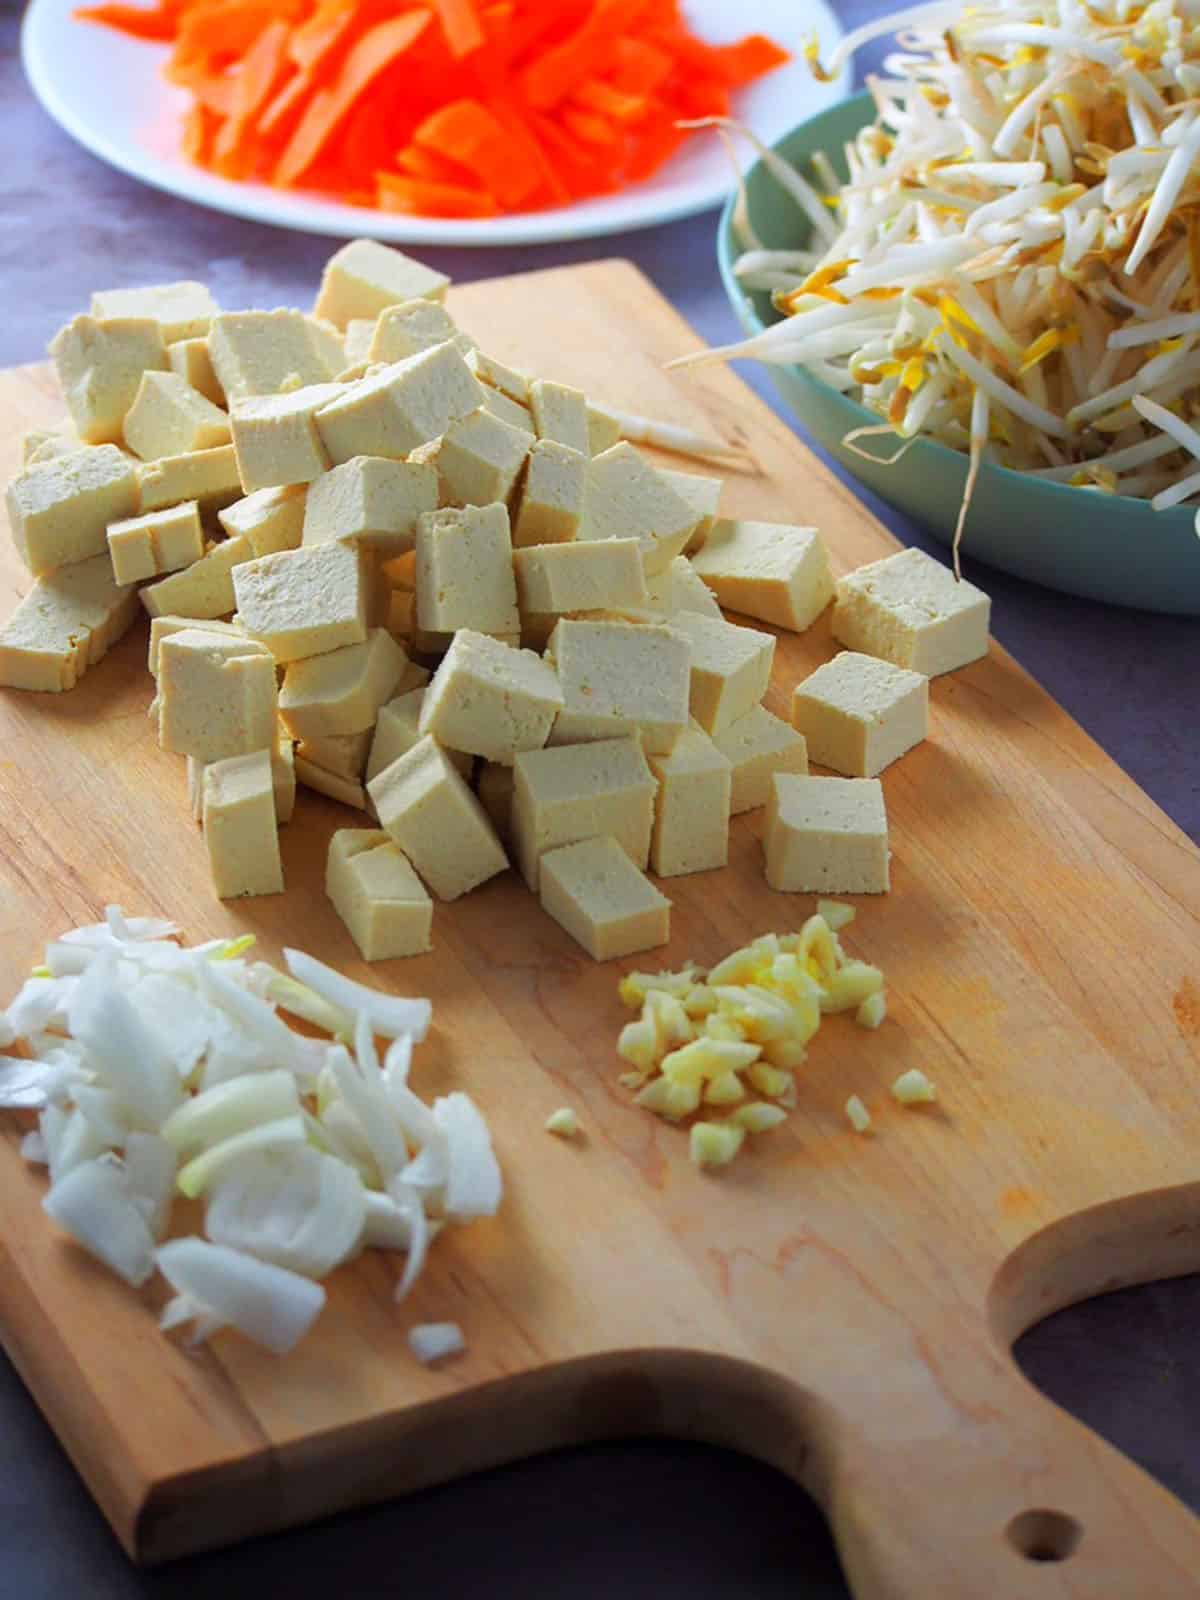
[0,260,1198,1597]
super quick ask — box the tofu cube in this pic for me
[188,732,295,824]
[202,749,284,899]
[481,386,535,435]
[233,541,369,662]
[6,446,139,575]
[314,344,484,465]
[512,736,657,890]
[578,443,700,575]
[314,239,449,329]
[712,705,809,815]
[91,281,218,343]
[22,426,78,465]
[430,407,531,509]
[368,735,507,901]
[123,371,231,461]
[690,519,834,632]
[419,630,563,764]
[539,836,670,962]
[547,618,691,754]
[157,628,278,761]
[467,349,530,404]
[140,533,253,620]
[528,379,590,454]
[107,501,205,584]
[648,726,733,877]
[294,757,370,813]
[48,315,169,444]
[207,310,343,402]
[219,485,307,557]
[659,468,723,553]
[278,627,409,738]
[342,319,377,368]
[367,299,472,363]
[476,761,514,844]
[302,456,438,557]
[414,503,520,637]
[367,689,472,783]
[615,555,722,624]
[666,611,774,736]
[511,439,587,547]
[0,553,138,692]
[168,337,224,406]
[137,445,243,514]
[230,382,346,492]
[326,828,433,961]
[514,538,646,616]
[149,616,246,676]
[764,775,889,895]
[832,547,991,676]
[585,403,622,455]
[791,652,928,777]
[296,729,373,781]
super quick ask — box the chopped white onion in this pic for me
[43,1158,157,1286]
[176,1115,307,1199]
[283,949,431,1042]
[433,1094,502,1222]
[205,1147,366,1279]
[407,1322,466,1364]
[124,1132,177,1240]
[161,1069,301,1158]
[66,959,181,1129]
[156,1238,326,1353]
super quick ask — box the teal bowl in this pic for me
[716,91,1200,615]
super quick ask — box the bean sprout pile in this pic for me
[678,0,1200,557]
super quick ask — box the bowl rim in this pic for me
[715,88,1200,536]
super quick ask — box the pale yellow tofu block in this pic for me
[138,444,243,514]
[107,501,205,584]
[467,349,530,404]
[511,439,587,547]
[418,629,563,764]
[123,371,231,461]
[648,726,732,878]
[149,614,245,676]
[367,689,471,783]
[414,503,520,637]
[315,343,484,465]
[49,315,168,445]
[140,533,253,620]
[514,538,646,617]
[232,541,369,662]
[667,611,774,736]
[296,728,373,781]
[0,553,137,692]
[91,281,218,343]
[585,403,622,455]
[6,446,139,576]
[341,319,376,371]
[168,337,224,406]
[315,240,449,328]
[219,485,307,557]
[691,519,834,632]
[528,379,590,455]
[202,749,284,899]
[367,299,472,363]
[279,627,408,738]
[368,735,507,901]
[22,425,79,465]
[579,443,700,576]
[157,628,277,761]
[659,468,723,554]
[764,775,889,895]
[303,456,437,557]
[547,618,691,754]
[712,704,809,815]
[792,652,928,778]
[615,555,723,624]
[294,756,370,812]
[476,761,514,844]
[230,382,346,492]
[326,828,433,960]
[832,547,991,677]
[539,835,670,962]
[188,732,295,824]
[481,385,535,435]
[430,407,531,510]
[208,310,343,402]
[512,736,656,890]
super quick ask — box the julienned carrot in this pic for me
[75,0,790,218]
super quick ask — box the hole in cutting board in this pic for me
[1005,1509,1083,1563]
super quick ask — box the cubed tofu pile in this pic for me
[0,238,993,966]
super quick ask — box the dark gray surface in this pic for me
[1,1,1198,1593]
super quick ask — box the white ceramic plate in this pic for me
[22,0,847,247]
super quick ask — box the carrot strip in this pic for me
[377,173,499,217]
[608,34,672,94]
[572,77,648,123]
[212,18,292,175]
[414,98,540,207]
[522,0,650,109]
[432,0,484,59]
[73,2,180,41]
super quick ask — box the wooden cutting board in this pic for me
[1,260,1199,1599]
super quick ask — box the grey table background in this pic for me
[2,1,1198,1593]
